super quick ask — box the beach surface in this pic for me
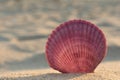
[0,0,120,80]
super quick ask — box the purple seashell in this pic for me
[45,19,107,73]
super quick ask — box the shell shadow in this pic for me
[10,73,84,80]
[103,45,120,62]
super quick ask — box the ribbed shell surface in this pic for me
[46,20,107,73]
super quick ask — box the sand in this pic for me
[0,61,120,80]
[0,0,120,80]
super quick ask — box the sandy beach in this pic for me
[0,0,120,80]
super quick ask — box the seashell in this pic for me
[45,19,107,73]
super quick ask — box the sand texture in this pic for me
[0,62,120,80]
[0,0,120,80]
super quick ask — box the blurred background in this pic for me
[0,0,120,72]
